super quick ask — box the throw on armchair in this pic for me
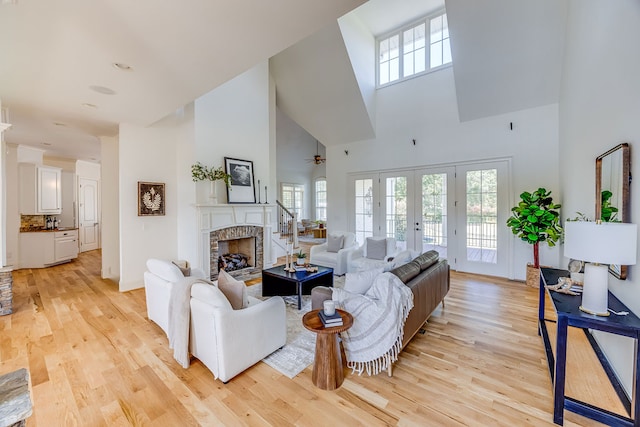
[144,258,206,336]
[190,282,286,383]
[310,231,358,275]
[347,237,401,273]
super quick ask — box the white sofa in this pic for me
[144,259,287,383]
[347,237,401,273]
[190,283,286,383]
[144,258,206,336]
[310,231,359,275]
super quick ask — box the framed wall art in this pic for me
[224,157,256,203]
[138,181,165,216]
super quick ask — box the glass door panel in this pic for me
[456,161,509,277]
[354,178,374,246]
[382,173,410,250]
[417,168,455,260]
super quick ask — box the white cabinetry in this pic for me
[19,230,78,268]
[54,230,79,262]
[19,163,62,214]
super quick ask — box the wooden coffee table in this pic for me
[302,309,354,390]
[312,228,326,238]
[262,265,333,310]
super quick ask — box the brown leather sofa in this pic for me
[311,250,450,373]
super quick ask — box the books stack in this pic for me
[318,310,343,327]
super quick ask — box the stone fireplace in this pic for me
[210,225,263,280]
[196,204,274,280]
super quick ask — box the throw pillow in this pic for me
[413,250,439,270]
[344,267,385,294]
[366,237,387,260]
[217,269,248,310]
[326,234,345,253]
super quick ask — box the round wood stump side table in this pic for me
[302,308,353,390]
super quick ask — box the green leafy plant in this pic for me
[191,162,231,188]
[295,250,307,259]
[506,188,562,268]
[600,190,619,222]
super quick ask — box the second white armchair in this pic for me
[310,231,358,275]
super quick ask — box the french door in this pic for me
[350,160,510,277]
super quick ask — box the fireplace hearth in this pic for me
[210,225,263,280]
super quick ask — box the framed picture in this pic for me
[138,181,165,216]
[224,157,256,204]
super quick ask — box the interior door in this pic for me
[455,161,509,277]
[78,178,100,252]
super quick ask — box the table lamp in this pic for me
[564,221,637,316]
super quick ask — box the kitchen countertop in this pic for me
[19,227,78,233]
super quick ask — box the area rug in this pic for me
[246,276,344,379]
[298,235,326,244]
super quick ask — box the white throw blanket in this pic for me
[332,272,414,375]
[168,277,215,368]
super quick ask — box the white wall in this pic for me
[194,62,272,204]
[76,160,101,180]
[101,136,120,281]
[4,144,18,267]
[327,66,561,280]
[118,124,179,291]
[559,0,640,398]
[275,106,326,219]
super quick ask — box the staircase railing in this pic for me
[276,200,299,249]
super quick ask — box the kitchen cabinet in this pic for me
[19,163,62,214]
[19,229,78,268]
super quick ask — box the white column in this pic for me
[0,99,12,267]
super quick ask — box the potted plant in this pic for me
[191,162,231,203]
[506,188,562,287]
[314,220,325,229]
[295,250,307,266]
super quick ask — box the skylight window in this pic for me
[378,12,451,87]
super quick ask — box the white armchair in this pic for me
[347,237,401,273]
[144,259,206,336]
[190,283,286,383]
[310,231,359,275]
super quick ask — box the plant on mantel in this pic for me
[506,188,562,286]
[191,162,232,203]
[191,162,231,187]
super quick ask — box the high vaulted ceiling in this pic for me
[1,0,570,161]
[0,0,365,161]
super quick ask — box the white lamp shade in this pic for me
[564,221,637,265]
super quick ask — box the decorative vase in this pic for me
[209,181,218,203]
[296,257,305,266]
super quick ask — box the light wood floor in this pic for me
[2,251,617,426]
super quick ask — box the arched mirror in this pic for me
[595,143,631,279]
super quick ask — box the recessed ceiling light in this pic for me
[82,103,97,109]
[112,62,132,71]
[42,142,51,146]
[89,85,116,95]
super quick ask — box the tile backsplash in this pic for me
[20,215,45,231]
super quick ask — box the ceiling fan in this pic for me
[306,140,326,165]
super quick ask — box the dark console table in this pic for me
[539,267,640,426]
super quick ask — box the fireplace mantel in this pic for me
[196,204,274,279]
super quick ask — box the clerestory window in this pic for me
[378,11,451,87]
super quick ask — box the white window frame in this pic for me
[281,182,304,219]
[314,177,327,221]
[377,10,451,88]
